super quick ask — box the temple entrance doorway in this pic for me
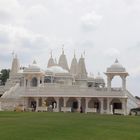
[67,97,78,112]
[30,100,36,111]
[72,101,78,112]
[111,98,122,114]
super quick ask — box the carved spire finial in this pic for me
[62,44,64,54]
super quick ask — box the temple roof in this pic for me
[106,59,126,73]
[58,48,69,71]
[23,60,44,74]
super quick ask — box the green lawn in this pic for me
[0,112,140,140]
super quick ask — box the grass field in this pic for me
[0,112,140,140]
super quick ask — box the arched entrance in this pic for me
[88,98,100,113]
[31,77,38,87]
[67,97,78,112]
[111,98,122,114]
[45,97,56,109]
[111,76,122,89]
[29,98,36,111]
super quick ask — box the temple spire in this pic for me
[50,50,53,58]
[10,53,20,78]
[77,55,87,79]
[58,47,69,71]
[70,51,78,75]
[62,44,64,54]
[47,51,55,68]
[74,50,76,58]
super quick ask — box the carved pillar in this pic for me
[37,76,40,87]
[107,98,111,114]
[99,98,104,114]
[107,76,112,92]
[24,78,26,87]
[28,79,31,87]
[24,97,28,108]
[85,98,90,113]
[63,97,69,107]
[122,76,126,91]
[122,98,127,115]
[42,76,44,87]
[54,97,60,112]
[35,98,39,111]
[77,97,81,112]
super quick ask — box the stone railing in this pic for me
[20,86,125,98]
[1,83,20,98]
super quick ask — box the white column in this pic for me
[37,77,40,87]
[54,97,60,112]
[42,98,45,106]
[63,97,68,107]
[24,78,26,87]
[122,76,126,91]
[35,98,39,111]
[42,76,44,87]
[110,104,113,114]
[77,98,81,112]
[85,98,90,113]
[28,79,31,87]
[51,76,53,83]
[24,98,28,108]
[107,98,111,114]
[99,98,104,114]
[122,98,127,115]
[107,76,111,92]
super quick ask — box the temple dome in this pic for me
[23,60,43,73]
[46,66,69,74]
[107,59,126,73]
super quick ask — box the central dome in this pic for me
[23,60,43,73]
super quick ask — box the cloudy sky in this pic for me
[0,0,140,96]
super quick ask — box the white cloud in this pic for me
[104,48,120,58]
[81,11,103,31]
[0,0,140,96]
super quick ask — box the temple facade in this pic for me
[0,50,138,114]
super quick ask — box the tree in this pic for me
[0,69,10,85]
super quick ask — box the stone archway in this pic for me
[45,97,56,109]
[66,97,78,112]
[28,98,36,111]
[88,98,100,113]
[111,98,122,114]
